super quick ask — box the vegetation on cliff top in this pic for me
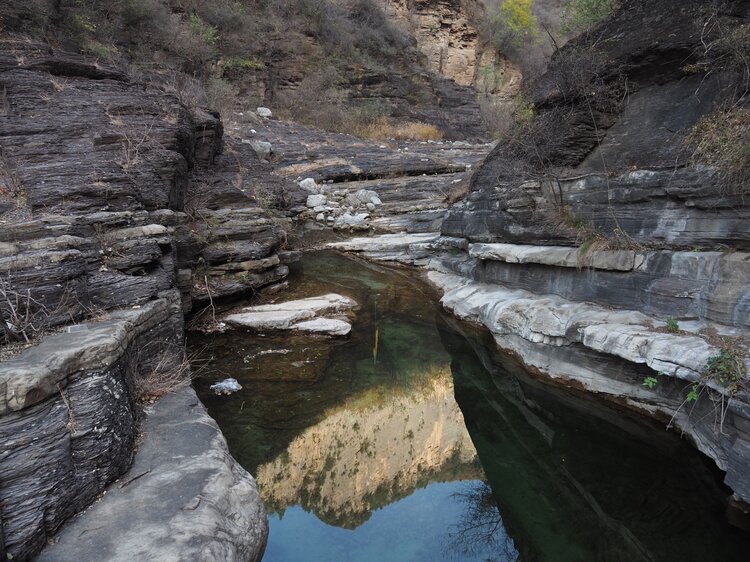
[0,0,435,137]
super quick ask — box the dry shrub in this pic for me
[443,177,470,204]
[685,22,750,196]
[0,276,48,344]
[687,106,750,196]
[479,95,525,139]
[357,118,443,141]
[133,341,195,403]
[203,77,238,119]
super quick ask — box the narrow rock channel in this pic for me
[1,1,749,561]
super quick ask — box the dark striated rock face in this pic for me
[444,0,750,249]
[0,295,183,559]
[36,386,268,562]
[0,39,288,561]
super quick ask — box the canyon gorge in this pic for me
[1,0,749,560]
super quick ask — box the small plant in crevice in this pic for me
[661,346,748,435]
[702,348,747,393]
[686,384,700,403]
[665,317,680,334]
[642,375,659,389]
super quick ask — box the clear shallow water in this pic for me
[190,250,750,562]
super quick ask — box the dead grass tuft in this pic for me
[686,106,750,197]
[356,118,443,141]
[132,342,198,403]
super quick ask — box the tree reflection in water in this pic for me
[447,481,519,561]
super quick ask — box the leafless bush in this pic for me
[158,69,206,109]
[479,95,517,139]
[687,105,750,197]
[0,155,23,197]
[132,341,196,403]
[685,21,750,196]
[0,276,48,344]
[203,77,238,119]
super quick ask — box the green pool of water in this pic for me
[190,250,750,561]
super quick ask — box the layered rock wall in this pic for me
[0,40,284,561]
[0,294,182,559]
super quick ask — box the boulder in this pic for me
[292,318,352,337]
[247,140,272,160]
[334,212,370,231]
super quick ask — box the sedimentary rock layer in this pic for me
[36,386,267,562]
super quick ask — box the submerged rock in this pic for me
[224,293,357,337]
[210,378,243,395]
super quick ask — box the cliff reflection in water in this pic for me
[192,251,750,562]
[256,366,479,528]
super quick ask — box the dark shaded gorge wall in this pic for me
[0,37,298,561]
[444,0,750,248]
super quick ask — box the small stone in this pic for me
[366,203,376,211]
[256,107,273,118]
[210,378,242,395]
[248,140,272,160]
[306,194,327,208]
[298,178,318,193]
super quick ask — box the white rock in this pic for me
[299,178,319,193]
[248,140,272,160]
[366,203,376,211]
[210,378,242,395]
[316,213,325,221]
[225,309,315,331]
[355,189,380,205]
[231,294,356,317]
[469,243,638,272]
[306,194,327,208]
[256,107,273,118]
[334,212,370,230]
[224,294,357,337]
[293,318,352,337]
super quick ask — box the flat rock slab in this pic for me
[293,318,352,337]
[469,243,640,272]
[224,293,357,337]
[37,387,267,562]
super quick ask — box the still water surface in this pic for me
[191,251,750,561]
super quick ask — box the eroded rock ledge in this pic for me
[0,293,181,559]
[330,233,750,507]
[36,386,267,562]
